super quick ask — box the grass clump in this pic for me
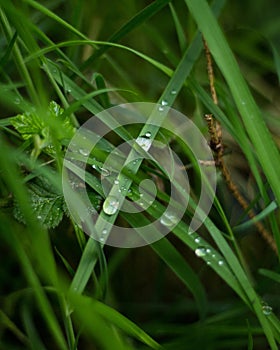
[1,0,280,349]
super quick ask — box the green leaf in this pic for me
[11,101,76,152]
[11,111,43,140]
[14,175,66,229]
[48,100,76,140]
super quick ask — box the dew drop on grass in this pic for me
[218,260,224,266]
[114,179,119,185]
[160,212,177,227]
[194,237,201,244]
[79,148,90,156]
[14,97,20,105]
[136,136,152,152]
[170,89,177,95]
[161,100,168,106]
[103,196,119,215]
[37,215,42,220]
[145,131,152,138]
[195,247,207,257]
[102,229,108,235]
[100,167,111,177]
[158,106,164,112]
[262,305,273,316]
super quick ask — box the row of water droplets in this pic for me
[158,90,176,112]
[192,235,273,316]
[191,235,225,267]
[102,130,153,216]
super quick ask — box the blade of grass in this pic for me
[0,136,68,349]
[184,0,280,228]
[0,310,30,347]
[203,216,278,349]
[258,269,280,284]
[0,31,17,71]
[169,3,187,53]
[22,0,88,41]
[68,293,163,350]
[50,0,226,297]
[0,8,39,105]
[22,304,48,350]
[0,214,67,350]
[80,0,172,70]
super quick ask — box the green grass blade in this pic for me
[70,295,163,350]
[151,238,208,319]
[56,0,226,301]
[184,0,280,213]
[80,0,171,69]
[169,3,187,52]
[258,269,280,284]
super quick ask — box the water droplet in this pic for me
[194,237,201,244]
[158,106,164,112]
[92,164,97,169]
[102,229,107,235]
[100,237,105,242]
[100,167,111,177]
[160,212,177,227]
[161,100,168,106]
[37,215,42,220]
[136,136,152,152]
[170,89,177,95]
[114,179,119,185]
[14,97,20,105]
[79,148,90,156]
[195,247,207,257]
[218,260,224,266]
[103,196,119,215]
[145,131,152,138]
[206,261,211,265]
[206,248,211,254]
[67,88,72,93]
[262,305,273,316]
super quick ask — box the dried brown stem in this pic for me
[203,39,277,254]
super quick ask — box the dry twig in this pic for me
[203,38,277,254]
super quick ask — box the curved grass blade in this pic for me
[69,293,161,350]
[80,0,171,70]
